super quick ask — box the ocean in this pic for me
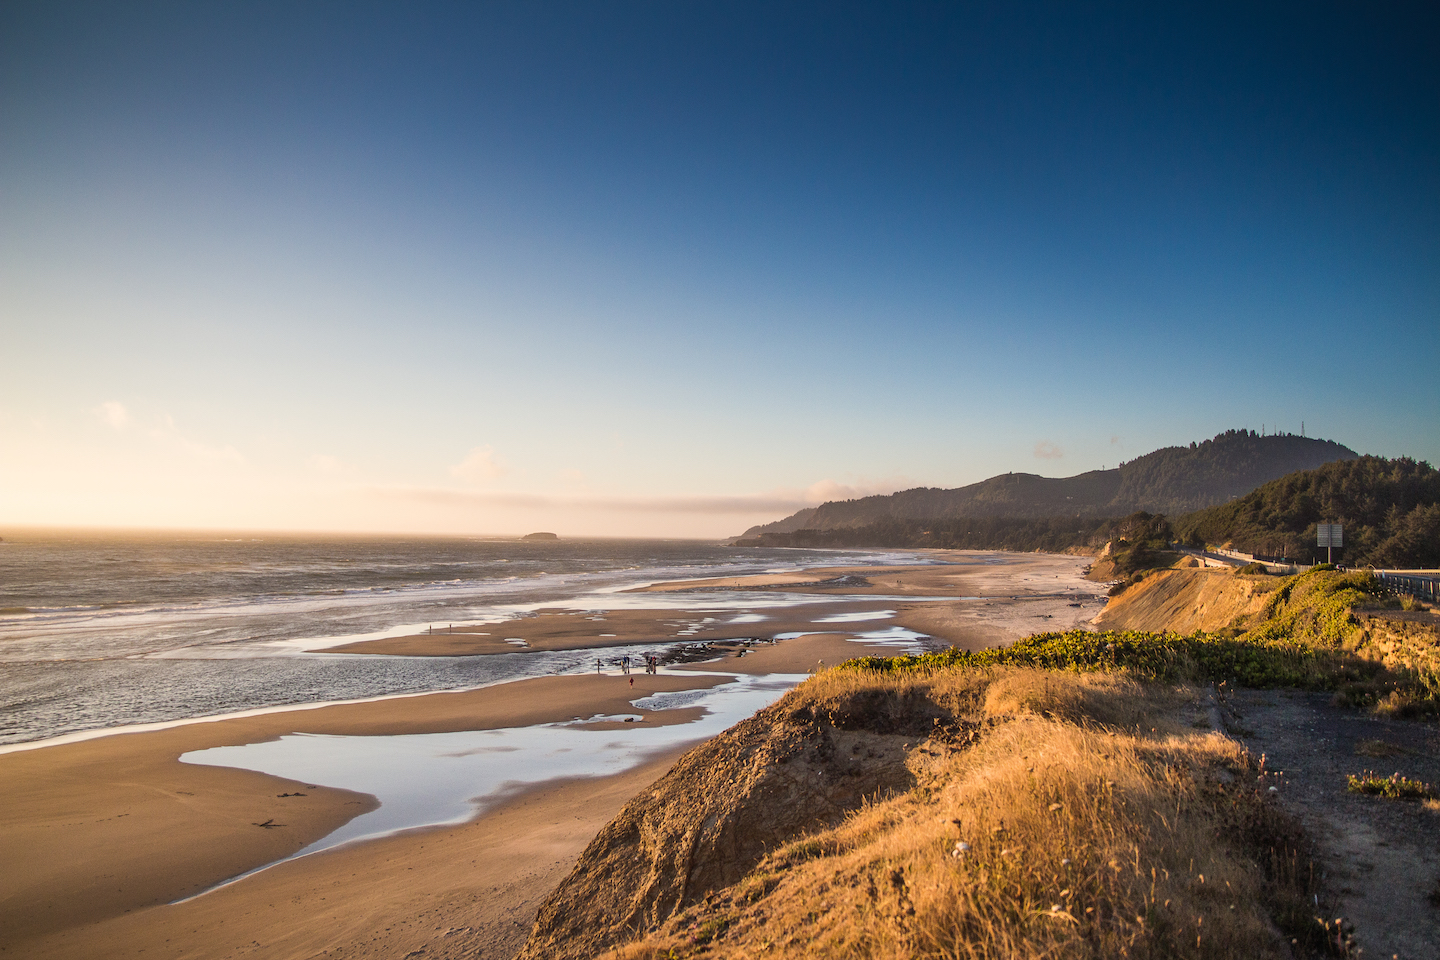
[0,531,919,747]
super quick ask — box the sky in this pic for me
[2,1,1437,538]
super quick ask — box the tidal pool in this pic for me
[179,671,807,892]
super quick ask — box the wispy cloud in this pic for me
[93,402,243,463]
[1033,440,1063,460]
[451,445,508,483]
[372,474,914,517]
[149,414,245,463]
[372,486,814,515]
[94,400,130,429]
[801,477,910,502]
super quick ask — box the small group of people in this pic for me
[596,654,661,676]
[620,654,661,675]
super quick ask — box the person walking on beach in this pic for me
[596,658,602,674]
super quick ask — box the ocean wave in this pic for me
[0,537,930,740]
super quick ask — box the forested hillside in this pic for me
[738,511,1174,555]
[743,430,1356,537]
[1174,456,1440,567]
[743,455,1440,570]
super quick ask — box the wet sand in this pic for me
[15,749,694,960]
[679,631,901,676]
[632,551,1087,598]
[0,673,724,954]
[327,603,903,656]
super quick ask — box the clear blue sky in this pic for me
[2,1,1436,536]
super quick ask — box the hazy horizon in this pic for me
[4,2,1436,538]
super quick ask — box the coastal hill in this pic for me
[742,430,1356,537]
[1174,455,1440,567]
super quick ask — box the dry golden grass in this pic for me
[600,668,1319,959]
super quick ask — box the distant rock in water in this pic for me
[522,531,559,541]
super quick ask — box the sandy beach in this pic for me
[12,747,695,960]
[1,550,1101,959]
[0,673,731,953]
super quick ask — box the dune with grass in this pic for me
[521,667,1321,958]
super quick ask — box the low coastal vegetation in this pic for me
[1345,771,1436,801]
[850,569,1439,719]
[519,566,1437,958]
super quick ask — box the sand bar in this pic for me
[331,601,907,656]
[334,550,1102,658]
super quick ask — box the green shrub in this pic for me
[1346,771,1436,800]
[842,629,1432,712]
[841,629,1356,688]
[1246,569,1380,649]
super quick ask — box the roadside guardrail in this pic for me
[1374,571,1440,604]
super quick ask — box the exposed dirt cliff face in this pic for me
[517,689,970,960]
[1092,567,1279,634]
[522,669,1326,960]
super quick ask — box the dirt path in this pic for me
[1223,689,1440,959]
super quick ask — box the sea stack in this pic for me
[522,531,559,541]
